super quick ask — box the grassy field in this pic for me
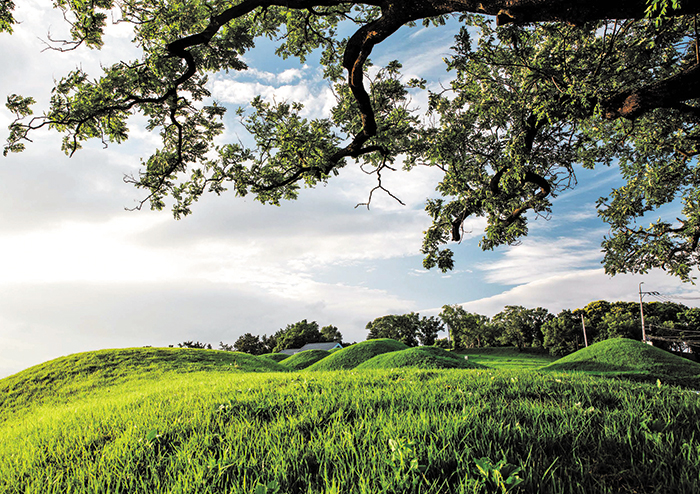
[456,347,557,370]
[2,341,700,493]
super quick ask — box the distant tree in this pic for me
[417,315,444,346]
[433,338,451,349]
[273,320,323,352]
[261,334,277,354]
[365,313,442,347]
[643,301,690,352]
[439,305,494,349]
[493,306,552,350]
[542,309,585,357]
[320,325,343,343]
[678,307,700,354]
[177,341,211,349]
[366,314,418,347]
[218,341,234,352]
[598,304,639,341]
[579,300,613,342]
[233,333,267,355]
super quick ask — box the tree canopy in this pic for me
[3,0,700,279]
[366,312,443,346]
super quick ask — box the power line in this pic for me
[648,293,700,302]
[646,323,700,334]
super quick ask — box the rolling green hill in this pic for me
[279,349,330,370]
[356,346,487,370]
[0,347,284,415]
[306,338,408,371]
[542,338,700,388]
[259,353,289,362]
[2,342,700,493]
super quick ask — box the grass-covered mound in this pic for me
[279,349,330,370]
[542,338,700,388]
[357,346,488,370]
[0,347,284,414]
[306,338,408,371]
[260,353,289,362]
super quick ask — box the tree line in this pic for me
[361,301,700,357]
[174,299,700,358]
[175,319,344,355]
[439,301,700,356]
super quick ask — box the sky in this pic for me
[1,1,699,378]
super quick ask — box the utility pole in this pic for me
[639,282,660,345]
[580,313,588,347]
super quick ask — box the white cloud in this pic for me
[477,236,604,285]
[459,268,700,317]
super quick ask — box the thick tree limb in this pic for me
[601,63,700,120]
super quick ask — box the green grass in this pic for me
[260,353,290,362]
[3,342,700,493]
[279,350,330,370]
[542,338,700,388]
[456,347,557,370]
[356,346,487,370]
[2,361,700,493]
[306,339,408,371]
[0,347,284,417]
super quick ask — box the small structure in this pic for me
[278,341,343,356]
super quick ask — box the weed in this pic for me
[387,437,427,491]
[473,456,524,493]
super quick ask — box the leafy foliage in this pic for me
[491,306,553,350]
[232,332,268,355]
[3,1,700,278]
[440,305,497,349]
[366,312,444,347]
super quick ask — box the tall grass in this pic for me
[2,366,700,493]
[0,347,284,418]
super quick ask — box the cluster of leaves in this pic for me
[472,456,524,494]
